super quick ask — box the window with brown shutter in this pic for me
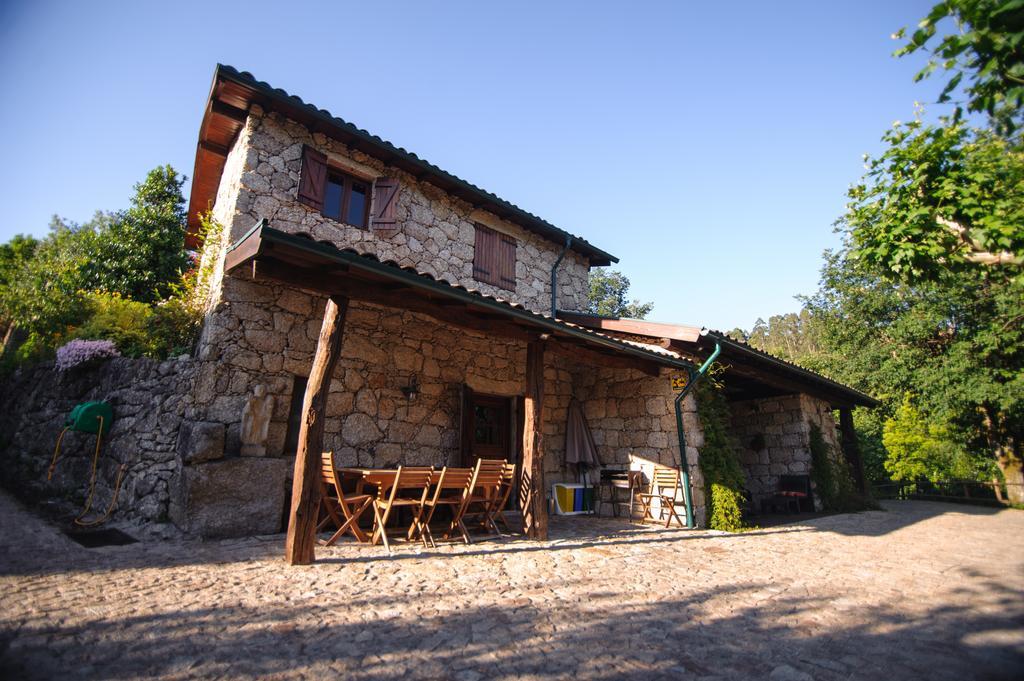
[297,145,384,231]
[473,224,516,291]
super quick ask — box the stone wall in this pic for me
[570,366,707,526]
[213,106,592,317]
[729,394,841,511]
[0,357,198,526]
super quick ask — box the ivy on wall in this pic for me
[695,380,747,532]
[808,422,868,512]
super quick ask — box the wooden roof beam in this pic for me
[211,99,249,123]
[547,337,661,376]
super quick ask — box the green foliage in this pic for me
[2,219,92,342]
[695,379,747,532]
[734,310,823,364]
[803,248,1023,484]
[0,165,201,364]
[79,165,191,302]
[894,0,1024,133]
[809,422,862,512]
[586,268,654,319]
[73,292,157,358]
[846,120,1023,282]
[882,394,996,481]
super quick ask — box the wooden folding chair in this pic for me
[636,467,687,528]
[484,462,517,534]
[455,458,506,536]
[371,466,434,554]
[317,451,373,545]
[420,467,474,547]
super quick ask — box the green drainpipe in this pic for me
[674,342,721,528]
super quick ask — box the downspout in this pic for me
[550,236,572,317]
[674,341,721,528]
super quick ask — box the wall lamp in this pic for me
[401,375,420,402]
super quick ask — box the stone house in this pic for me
[0,65,876,539]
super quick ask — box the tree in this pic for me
[0,234,39,352]
[80,165,190,302]
[803,246,1023,500]
[857,1,1024,280]
[882,395,980,482]
[0,165,191,360]
[825,0,1024,499]
[846,120,1023,280]
[585,268,654,319]
[894,0,1024,133]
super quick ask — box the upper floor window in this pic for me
[473,224,516,291]
[323,171,369,228]
[297,145,399,235]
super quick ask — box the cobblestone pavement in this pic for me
[1,492,1022,681]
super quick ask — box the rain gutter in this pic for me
[674,341,721,528]
[550,236,572,317]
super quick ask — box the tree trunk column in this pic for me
[521,339,548,540]
[839,408,867,494]
[285,295,350,565]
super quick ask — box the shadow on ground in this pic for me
[1,572,1021,680]
[0,499,1017,578]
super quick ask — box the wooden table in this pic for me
[339,468,399,496]
[337,468,413,544]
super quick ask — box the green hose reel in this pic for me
[65,401,113,436]
[49,400,123,526]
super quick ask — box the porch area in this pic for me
[215,223,704,562]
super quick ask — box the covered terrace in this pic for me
[223,221,700,564]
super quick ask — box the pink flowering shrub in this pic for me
[55,339,121,371]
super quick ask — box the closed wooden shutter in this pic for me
[472,224,516,291]
[473,224,497,282]
[498,234,517,290]
[370,178,400,237]
[297,145,327,210]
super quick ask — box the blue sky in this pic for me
[0,1,943,331]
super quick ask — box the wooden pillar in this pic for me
[839,407,867,494]
[521,338,548,540]
[284,295,349,565]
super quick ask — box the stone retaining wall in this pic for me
[0,357,198,525]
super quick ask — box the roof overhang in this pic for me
[188,65,618,265]
[223,223,693,376]
[556,312,879,409]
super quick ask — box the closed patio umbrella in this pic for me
[565,399,600,488]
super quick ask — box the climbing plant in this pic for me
[808,422,864,512]
[695,379,747,532]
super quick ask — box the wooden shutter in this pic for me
[370,178,400,237]
[473,224,497,283]
[498,234,517,290]
[297,145,327,210]
[473,224,516,291]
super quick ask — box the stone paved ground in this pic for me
[1,492,1022,681]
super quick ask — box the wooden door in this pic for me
[470,394,511,461]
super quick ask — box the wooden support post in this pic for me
[284,295,349,565]
[839,408,867,494]
[521,338,548,540]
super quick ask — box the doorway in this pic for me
[460,387,520,509]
